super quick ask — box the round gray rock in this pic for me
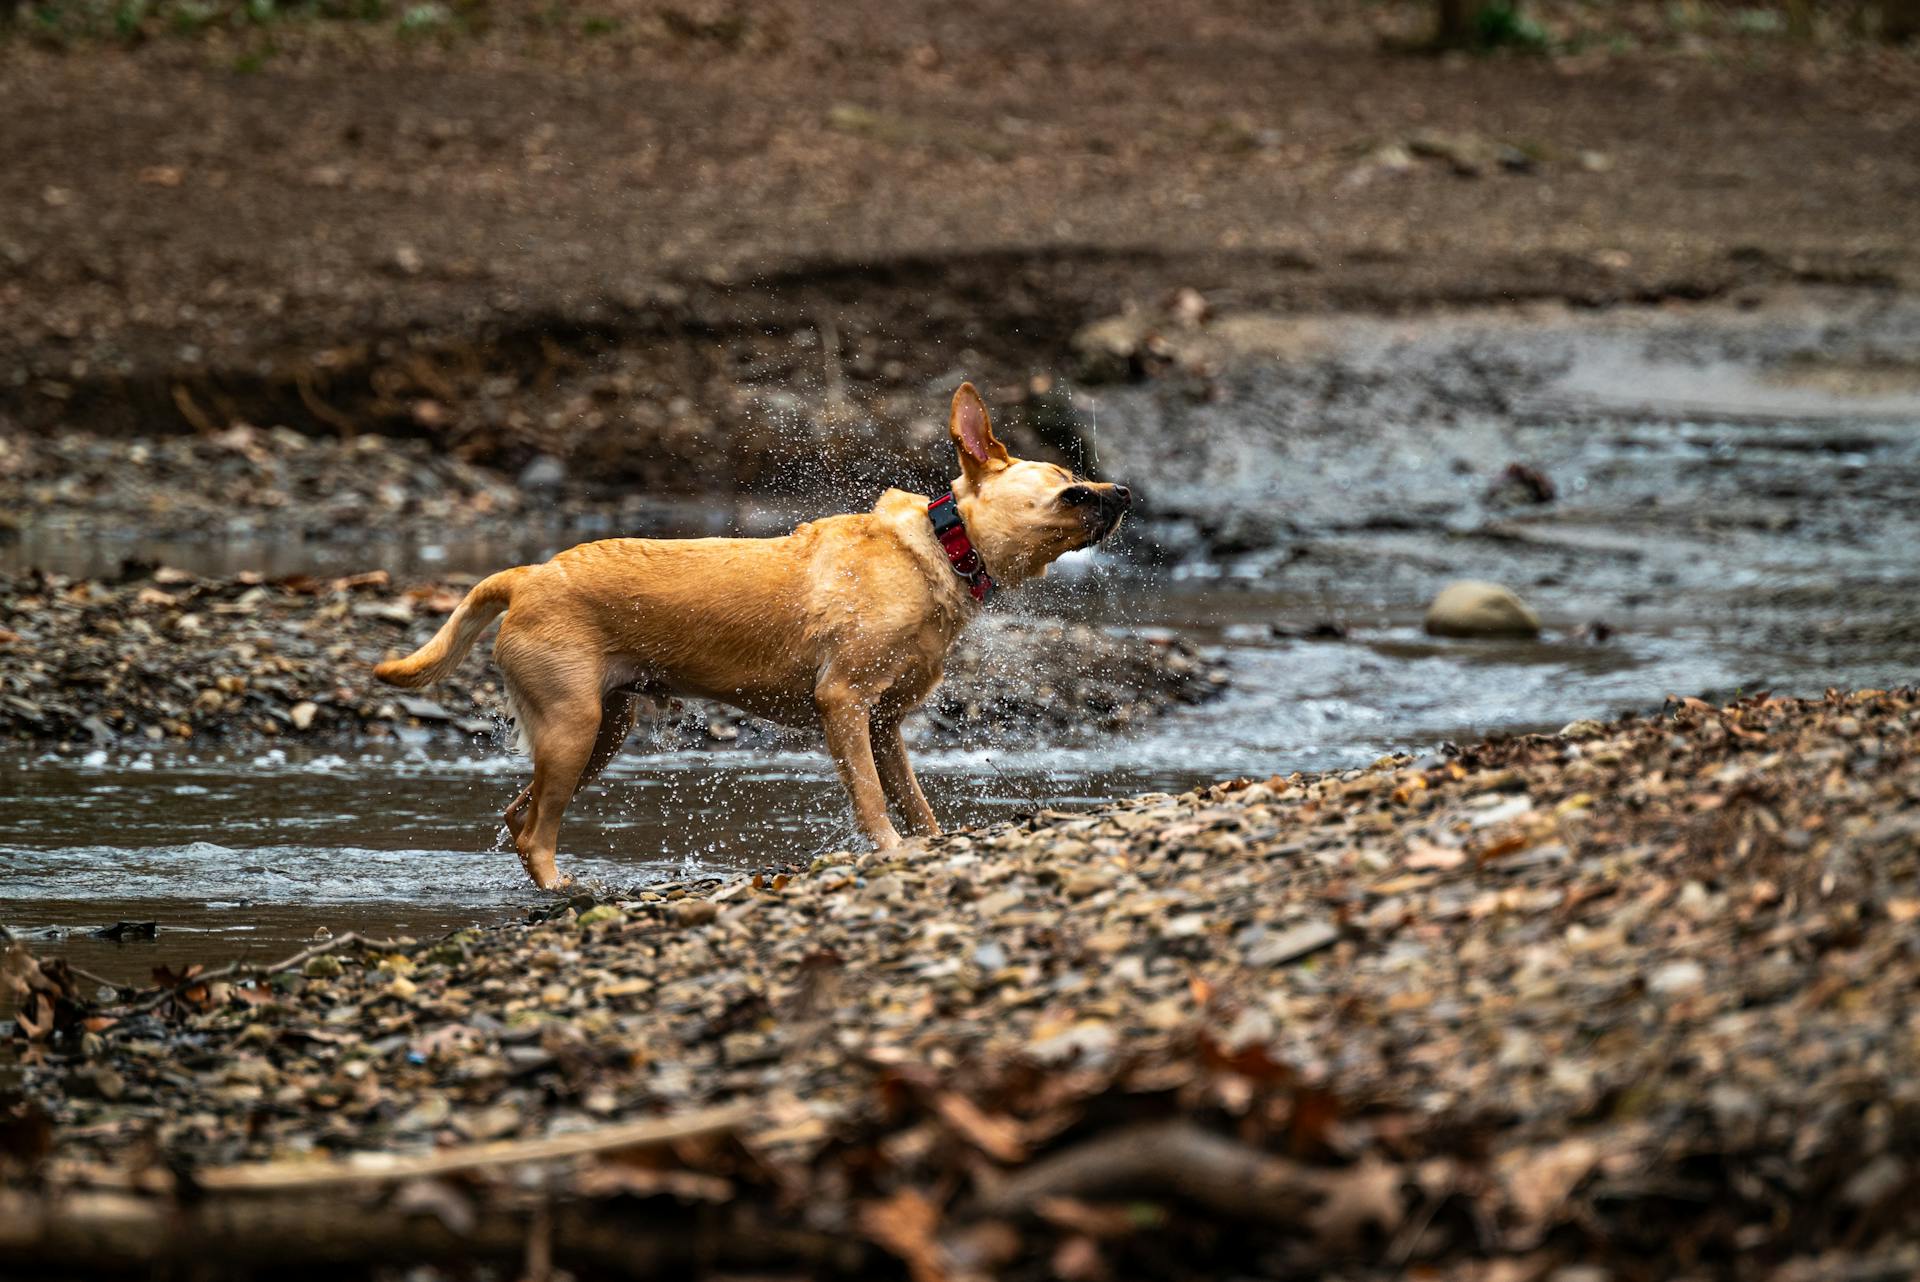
[1423,580,1541,639]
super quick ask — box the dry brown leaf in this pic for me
[1306,1157,1403,1245]
[1499,1137,1602,1230]
[1035,1197,1162,1238]
[859,1188,950,1282]
[935,1093,1027,1164]
[573,1163,733,1202]
[1051,1234,1108,1282]
[1474,831,1533,863]
[1404,838,1465,871]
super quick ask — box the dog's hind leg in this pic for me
[503,784,532,841]
[516,716,600,891]
[506,688,635,843]
[500,652,606,890]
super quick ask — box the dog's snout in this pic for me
[1110,484,1131,507]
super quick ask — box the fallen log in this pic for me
[0,1187,863,1278]
[2,1104,862,1279]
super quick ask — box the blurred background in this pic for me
[3,0,1917,969]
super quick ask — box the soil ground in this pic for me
[3,1,1916,484]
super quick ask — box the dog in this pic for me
[373,382,1131,889]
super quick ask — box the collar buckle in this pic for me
[927,493,996,603]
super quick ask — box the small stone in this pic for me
[1162,912,1209,939]
[973,941,1008,971]
[1246,919,1340,967]
[977,889,1024,917]
[1063,871,1110,899]
[517,455,567,490]
[1027,1020,1116,1066]
[1560,719,1606,740]
[671,900,718,927]
[1424,580,1542,639]
[576,904,624,928]
[289,701,319,730]
[1648,958,1706,997]
[69,1065,125,1100]
[303,955,344,978]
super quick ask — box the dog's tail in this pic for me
[373,567,526,689]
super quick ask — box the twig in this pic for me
[117,932,408,1015]
[57,1104,750,1194]
[65,964,125,994]
[170,383,217,435]
[524,1199,554,1282]
[1386,1185,1446,1266]
[982,754,1046,819]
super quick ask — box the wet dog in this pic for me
[374,383,1130,889]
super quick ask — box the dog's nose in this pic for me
[1111,484,1132,507]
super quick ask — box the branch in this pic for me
[0,1189,863,1278]
[55,1103,750,1194]
[979,1121,1325,1221]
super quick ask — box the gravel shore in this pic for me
[9,688,1918,1279]
[0,567,1226,749]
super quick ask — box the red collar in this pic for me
[927,493,996,603]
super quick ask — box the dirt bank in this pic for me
[8,687,1919,1279]
[0,567,1227,749]
[3,1,1914,485]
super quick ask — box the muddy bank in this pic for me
[1076,287,1920,556]
[3,1,1915,468]
[8,689,1919,1279]
[17,289,1920,580]
[0,568,1226,750]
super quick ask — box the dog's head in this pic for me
[947,382,1130,585]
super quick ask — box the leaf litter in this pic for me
[5,688,1920,1280]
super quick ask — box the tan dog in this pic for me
[374,383,1131,889]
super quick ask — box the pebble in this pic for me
[13,687,1919,1280]
[0,570,1227,749]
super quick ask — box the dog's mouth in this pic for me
[1075,495,1128,545]
[1063,482,1132,548]
[1088,484,1131,543]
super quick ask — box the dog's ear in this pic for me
[949,382,1010,478]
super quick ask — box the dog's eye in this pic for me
[1059,486,1094,506]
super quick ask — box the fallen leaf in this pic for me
[859,1189,950,1282]
[935,1093,1027,1163]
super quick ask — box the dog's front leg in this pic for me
[872,713,940,837]
[817,683,902,850]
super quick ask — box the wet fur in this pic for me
[373,383,1129,889]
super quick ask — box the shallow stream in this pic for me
[6,298,1919,984]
